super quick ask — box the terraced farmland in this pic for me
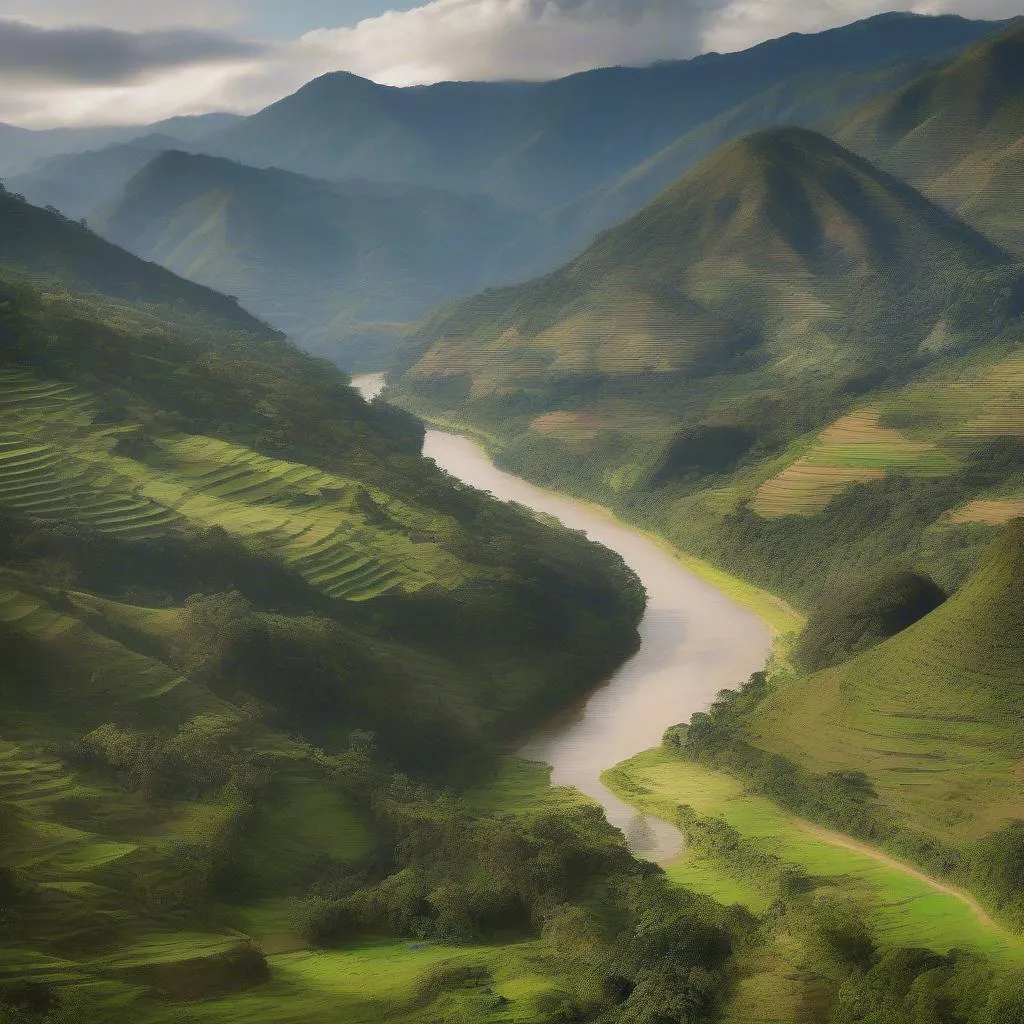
[752,407,955,517]
[0,366,469,603]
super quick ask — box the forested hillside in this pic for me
[0,194,721,1024]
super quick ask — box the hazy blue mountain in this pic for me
[202,13,1004,213]
[7,134,183,221]
[96,151,525,366]
[0,112,242,176]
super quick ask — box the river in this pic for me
[353,372,773,862]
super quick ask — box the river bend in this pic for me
[353,373,773,861]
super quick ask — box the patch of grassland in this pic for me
[744,523,1024,844]
[160,940,563,1024]
[952,494,1024,525]
[604,749,1024,963]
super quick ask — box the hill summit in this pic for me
[398,127,1007,405]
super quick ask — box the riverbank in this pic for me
[375,388,803,639]
[604,748,1024,962]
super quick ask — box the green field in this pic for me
[604,749,1023,962]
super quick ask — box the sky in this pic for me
[0,0,1019,127]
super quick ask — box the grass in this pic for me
[604,748,1024,963]
[745,523,1024,843]
[154,940,563,1024]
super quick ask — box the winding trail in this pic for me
[798,821,1009,937]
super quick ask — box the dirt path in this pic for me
[798,821,1012,939]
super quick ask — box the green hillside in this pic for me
[392,126,1024,608]
[0,197,732,1024]
[751,520,1024,841]
[96,151,523,367]
[668,521,1024,929]
[836,20,1024,253]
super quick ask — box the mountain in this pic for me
[392,126,1024,611]
[836,20,1024,253]
[0,194,650,1020]
[6,134,183,222]
[0,112,243,177]
[396,127,1008,413]
[201,13,1004,214]
[95,151,525,366]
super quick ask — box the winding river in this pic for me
[353,373,773,862]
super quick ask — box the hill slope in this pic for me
[837,20,1024,253]
[0,196,649,1020]
[747,520,1024,844]
[95,151,523,363]
[397,126,1008,415]
[0,182,263,332]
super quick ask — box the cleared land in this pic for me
[753,407,954,517]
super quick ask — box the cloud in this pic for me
[293,0,721,86]
[0,18,264,85]
[0,0,1017,126]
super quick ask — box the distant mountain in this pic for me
[396,127,1008,412]
[201,13,1004,214]
[96,151,525,366]
[7,134,182,221]
[0,111,242,176]
[837,20,1024,253]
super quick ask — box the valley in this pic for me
[2,7,1024,1024]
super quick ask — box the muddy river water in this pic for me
[353,373,773,861]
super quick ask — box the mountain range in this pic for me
[0,12,1011,365]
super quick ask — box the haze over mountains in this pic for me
[0,11,1012,364]
[4,7,1024,1023]
[94,152,525,360]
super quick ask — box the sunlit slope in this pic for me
[398,126,1007,417]
[0,368,463,602]
[749,335,1024,519]
[836,20,1024,253]
[742,520,1024,842]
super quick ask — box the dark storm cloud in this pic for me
[0,18,265,84]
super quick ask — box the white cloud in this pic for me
[291,0,717,85]
[0,0,1018,126]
